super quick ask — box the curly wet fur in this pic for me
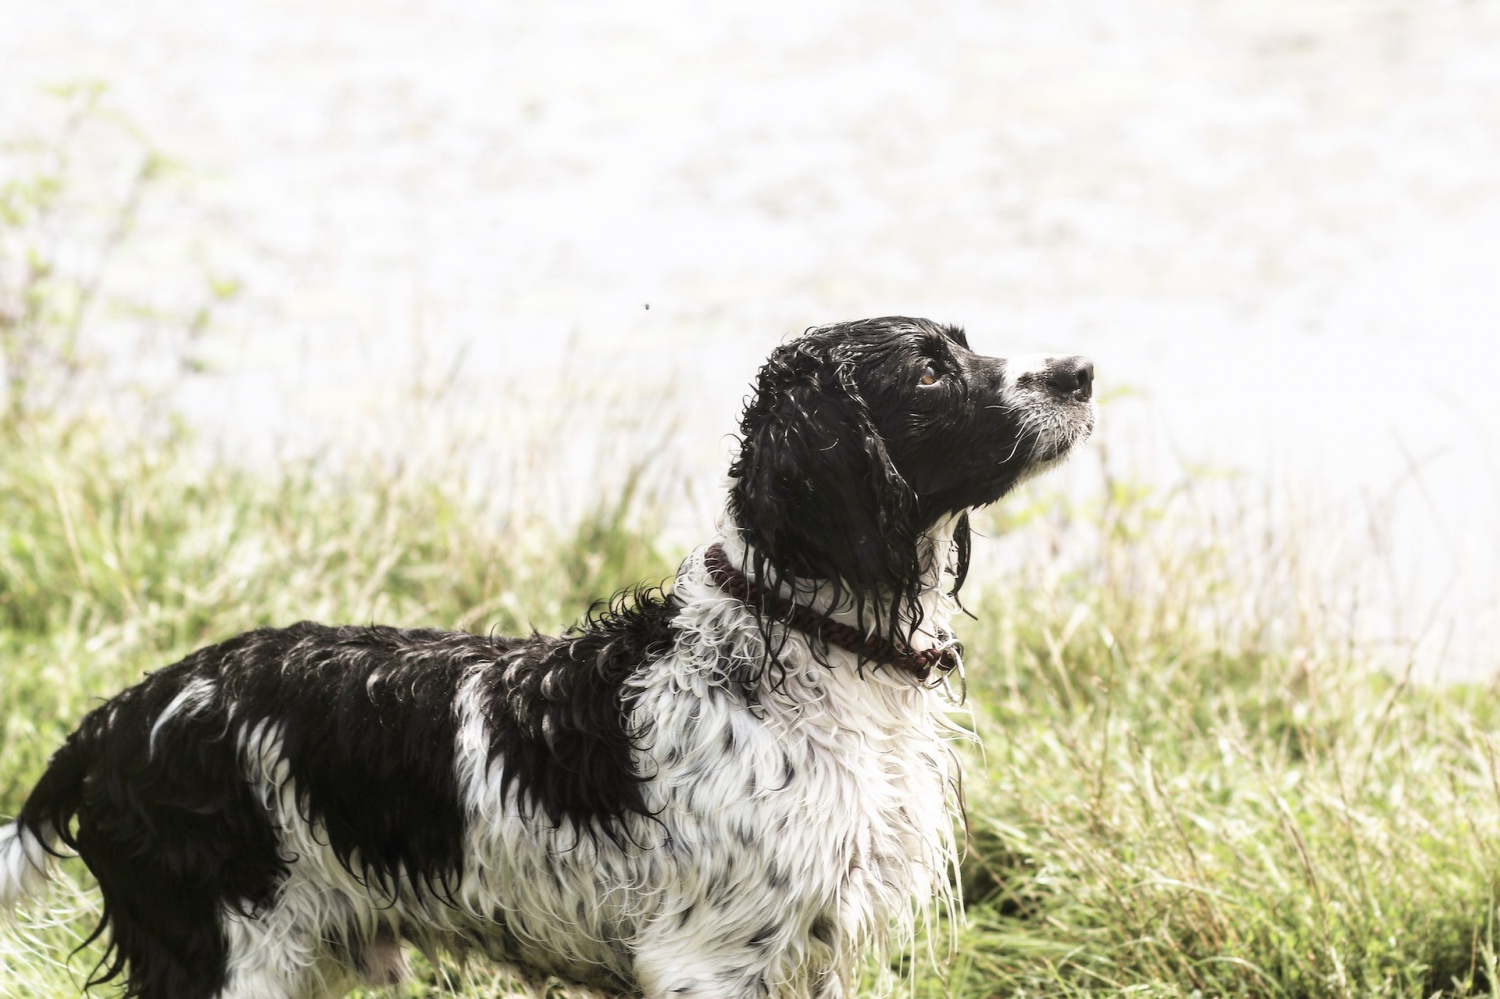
[0,316,1094,999]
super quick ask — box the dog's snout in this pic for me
[1046,356,1094,402]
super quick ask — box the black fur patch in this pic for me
[22,655,284,999]
[213,622,478,895]
[473,585,679,836]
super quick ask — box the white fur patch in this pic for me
[0,821,54,918]
[622,526,969,998]
[149,676,219,757]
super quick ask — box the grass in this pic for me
[5,85,1500,999]
[941,495,1500,998]
[3,413,1500,998]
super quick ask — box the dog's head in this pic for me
[728,316,1094,637]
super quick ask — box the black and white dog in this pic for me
[0,317,1094,999]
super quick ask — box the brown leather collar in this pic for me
[703,543,960,682]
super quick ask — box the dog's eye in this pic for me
[918,363,939,386]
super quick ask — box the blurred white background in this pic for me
[2,0,1497,673]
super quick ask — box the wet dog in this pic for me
[1,317,1094,999]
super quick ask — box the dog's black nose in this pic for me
[1046,356,1094,402]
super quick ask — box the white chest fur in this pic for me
[620,540,965,999]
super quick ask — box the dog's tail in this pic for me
[0,735,88,917]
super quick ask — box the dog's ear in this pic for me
[951,511,971,596]
[728,354,920,594]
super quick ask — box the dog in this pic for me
[0,317,1095,999]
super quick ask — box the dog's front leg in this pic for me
[633,913,787,999]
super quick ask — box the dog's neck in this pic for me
[715,511,965,655]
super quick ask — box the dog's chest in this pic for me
[631,650,956,955]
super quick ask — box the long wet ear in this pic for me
[728,358,920,594]
[951,512,971,597]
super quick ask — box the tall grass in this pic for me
[918,480,1500,998]
[4,87,1500,999]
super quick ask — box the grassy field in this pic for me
[3,412,1500,998]
[5,93,1500,998]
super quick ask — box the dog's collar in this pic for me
[703,543,960,682]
